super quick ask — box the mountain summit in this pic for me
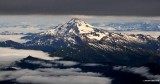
[40,18,108,41]
[41,18,94,35]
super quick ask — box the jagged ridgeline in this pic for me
[1,18,160,66]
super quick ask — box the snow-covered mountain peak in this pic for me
[38,18,109,41]
[61,18,95,34]
[41,18,104,35]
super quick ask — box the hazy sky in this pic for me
[0,0,160,16]
[1,15,160,24]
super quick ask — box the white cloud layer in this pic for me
[0,47,59,67]
[0,68,112,84]
[113,66,160,80]
[0,26,45,34]
[17,76,110,84]
[0,35,28,43]
[54,61,79,66]
[115,31,160,38]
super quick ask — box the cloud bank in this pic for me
[0,35,28,43]
[0,68,112,84]
[0,47,57,66]
[113,66,160,80]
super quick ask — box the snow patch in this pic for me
[87,33,107,40]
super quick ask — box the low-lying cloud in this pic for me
[54,61,79,66]
[0,35,28,43]
[0,47,57,66]
[0,68,112,84]
[115,31,160,38]
[17,76,110,84]
[113,66,160,80]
